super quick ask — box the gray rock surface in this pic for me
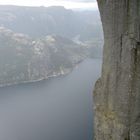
[94,0,140,140]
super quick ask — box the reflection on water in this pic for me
[0,59,101,140]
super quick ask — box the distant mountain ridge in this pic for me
[0,5,103,41]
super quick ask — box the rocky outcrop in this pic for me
[94,0,140,140]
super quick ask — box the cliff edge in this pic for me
[94,0,140,140]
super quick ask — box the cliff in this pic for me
[94,0,140,140]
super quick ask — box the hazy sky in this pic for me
[0,0,98,10]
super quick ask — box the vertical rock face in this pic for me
[94,0,140,140]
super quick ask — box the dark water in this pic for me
[0,58,102,140]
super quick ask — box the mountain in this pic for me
[0,5,103,86]
[0,5,103,42]
[0,27,86,86]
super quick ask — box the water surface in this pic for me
[0,58,102,140]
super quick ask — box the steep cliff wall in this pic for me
[94,0,140,140]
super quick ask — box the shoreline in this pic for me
[0,70,71,88]
[0,58,101,88]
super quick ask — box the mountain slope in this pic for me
[0,27,86,86]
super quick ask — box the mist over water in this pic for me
[0,58,101,140]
